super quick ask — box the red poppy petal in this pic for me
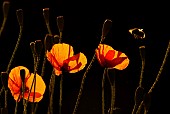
[105,50,115,60]
[63,52,87,73]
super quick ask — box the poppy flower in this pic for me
[95,44,129,70]
[46,43,87,76]
[8,66,46,102]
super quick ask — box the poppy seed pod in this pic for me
[20,69,25,83]
[102,19,112,38]
[53,35,60,44]
[44,34,54,51]
[1,72,8,90]
[57,16,64,33]
[35,40,43,57]
[43,8,50,25]
[3,1,10,19]
[30,42,36,57]
[16,9,23,27]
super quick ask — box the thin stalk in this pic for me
[132,46,145,114]
[72,37,104,114]
[102,68,107,114]
[0,18,7,38]
[47,71,56,114]
[4,90,8,108]
[14,91,22,114]
[14,101,18,114]
[59,74,63,114]
[136,40,170,114]
[106,69,116,114]
[6,26,23,74]
[24,57,39,114]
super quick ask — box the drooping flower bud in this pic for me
[101,19,112,38]
[44,34,54,51]
[35,40,43,57]
[3,1,10,19]
[57,16,64,33]
[16,9,23,27]
[0,72,8,90]
[20,69,25,83]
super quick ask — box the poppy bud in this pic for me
[139,46,145,61]
[20,69,25,82]
[101,19,112,37]
[54,35,60,44]
[43,8,50,25]
[0,72,8,90]
[35,40,43,57]
[16,9,23,27]
[3,1,10,19]
[57,16,64,33]
[44,34,54,51]
[30,42,36,58]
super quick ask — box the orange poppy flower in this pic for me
[95,44,130,70]
[46,43,87,76]
[8,66,46,102]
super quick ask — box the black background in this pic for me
[0,0,170,114]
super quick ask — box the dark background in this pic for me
[0,0,170,114]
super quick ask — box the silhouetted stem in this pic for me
[4,90,7,108]
[0,87,4,96]
[136,40,170,114]
[24,57,39,114]
[106,69,116,114]
[0,18,7,38]
[14,101,18,114]
[59,74,63,114]
[102,68,107,114]
[132,46,145,114]
[47,71,56,114]
[72,37,105,114]
[138,46,145,87]
[6,26,23,74]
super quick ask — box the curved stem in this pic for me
[102,68,107,114]
[24,57,39,113]
[59,74,63,114]
[138,46,145,87]
[6,26,23,74]
[72,54,96,114]
[0,18,7,38]
[47,70,56,114]
[106,69,116,114]
[136,40,170,114]
[72,37,104,114]
[132,46,145,114]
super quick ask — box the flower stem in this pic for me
[72,36,104,114]
[59,74,63,114]
[0,18,7,38]
[132,46,145,114]
[102,68,107,114]
[136,40,170,114]
[106,69,116,114]
[47,70,56,114]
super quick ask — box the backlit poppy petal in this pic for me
[8,66,30,101]
[95,44,130,69]
[50,43,74,66]
[46,51,60,70]
[24,73,46,102]
[63,52,87,73]
[113,53,130,70]
[95,44,115,67]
